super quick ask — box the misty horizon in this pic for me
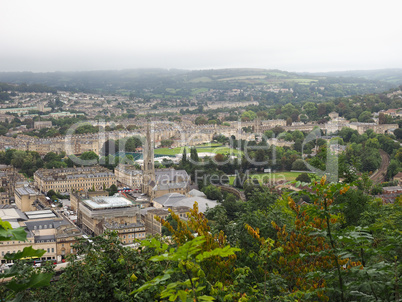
[1,0,402,73]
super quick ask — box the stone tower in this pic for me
[142,123,155,195]
[37,102,45,112]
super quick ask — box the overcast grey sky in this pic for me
[1,0,401,72]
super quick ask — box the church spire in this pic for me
[142,123,155,196]
[144,123,155,172]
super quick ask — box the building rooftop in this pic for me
[188,189,206,198]
[25,210,57,219]
[15,187,37,196]
[153,193,218,213]
[153,193,186,206]
[82,195,134,210]
[24,218,69,231]
[0,208,27,220]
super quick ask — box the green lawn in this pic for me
[228,172,302,185]
[154,144,242,156]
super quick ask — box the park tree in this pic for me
[358,111,372,122]
[108,184,118,196]
[194,116,208,125]
[160,139,174,147]
[378,112,387,124]
[241,110,257,121]
[190,147,199,162]
[295,172,311,183]
[80,151,99,162]
[202,185,223,201]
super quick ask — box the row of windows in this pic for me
[1,256,55,264]
[1,247,54,256]
[122,233,144,239]
[33,224,53,230]
[123,239,138,244]
[38,240,55,243]
[44,177,112,185]
[122,227,145,233]
[3,240,33,244]
[61,243,73,247]
[1,247,54,255]
[2,250,18,256]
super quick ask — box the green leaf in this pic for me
[4,246,46,261]
[0,219,12,230]
[198,295,215,301]
[196,245,241,262]
[177,290,187,301]
[131,270,173,294]
[0,226,27,242]
[6,272,53,292]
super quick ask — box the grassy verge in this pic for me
[228,172,302,185]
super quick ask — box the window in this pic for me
[51,248,54,253]
[47,248,50,253]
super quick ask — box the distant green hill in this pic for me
[0,68,398,100]
[301,69,402,85]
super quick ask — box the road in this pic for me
[370,150,390,184]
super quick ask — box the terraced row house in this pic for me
[34,166,116,194]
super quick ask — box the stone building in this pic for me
[14,187,45,212]
[34,121,52,130]
[70,190,109,212]
[34,166,116,193]
[55,224,82,261]
[143,206,190,236]
[77,195,145,243]
[0,165,25,205]
[0,207,82,264]
[142,124,190,199]
[114,165,143,189]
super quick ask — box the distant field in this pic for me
[154,143,242,156]
[165,88,180,93]
[191,88,209,95]
[188,77,212,83]
[228,172,302,185]
[218,75,267,81]
[265,71,289,77]
[288,78,319,83]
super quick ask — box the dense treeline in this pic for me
[0,82,57,94]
